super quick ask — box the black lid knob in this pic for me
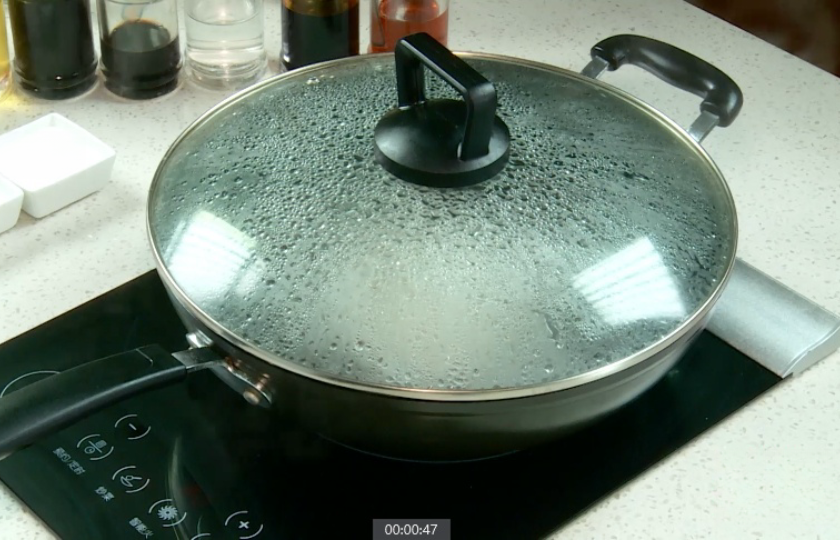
[373,33,511,188]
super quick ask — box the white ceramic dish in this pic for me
[0,113,116,218]
[0,173,24,234]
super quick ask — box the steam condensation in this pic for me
[150,57,735,391]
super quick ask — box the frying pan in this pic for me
[0,33,742,461]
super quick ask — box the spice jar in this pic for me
[185,0,267,90]
[0,3,10,100]
[281,0,359,71]
[97,0,182,100]
[7,0,98,99]
[369,0,449,53]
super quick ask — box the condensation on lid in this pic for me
[149,54,737,391]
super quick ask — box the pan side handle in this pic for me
[581,34,743,143]
[0,345,221,458]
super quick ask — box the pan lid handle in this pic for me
[373,32,511,188]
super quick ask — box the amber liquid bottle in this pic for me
[281,0,359,71]
[1,3,10,100]
[370,0,449,53]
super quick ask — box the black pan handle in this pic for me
[0,345,220,457]
[583,34,743,141]
[374,32,510,188]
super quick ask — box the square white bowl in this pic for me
[0,113,116,218]
[0,173,24,234]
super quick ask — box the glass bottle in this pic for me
[281,0,359,71]
[0,3,10,100]
[7,0,98,99]
[97,0,182,100]
[369,0,449,53]
[185,0,267,90]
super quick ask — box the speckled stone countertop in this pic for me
[1,0,839,538]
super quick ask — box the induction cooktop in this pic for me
[0,271,782,539]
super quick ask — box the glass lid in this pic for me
[149,44,736,393]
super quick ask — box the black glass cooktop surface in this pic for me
[0,272,779,540]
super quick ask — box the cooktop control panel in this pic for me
[0,367,270,540]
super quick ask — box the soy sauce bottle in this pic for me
[97,0,182,100]
[8,0,98,99]
[281,0,359,71]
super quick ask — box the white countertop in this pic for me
[1,0,839,538]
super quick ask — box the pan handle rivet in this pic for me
[242,390,262,406]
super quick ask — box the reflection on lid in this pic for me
[165,210,259,302]
[573,237,686,326]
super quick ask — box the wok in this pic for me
[0,33,742,461]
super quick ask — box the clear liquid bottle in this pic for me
[1,4,10,100]
[281,0,359,71]
[369,0,449,53]
[8,0,98,99]
[185,0,267,90]
[98,0,182,100]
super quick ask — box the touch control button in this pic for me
[76,434,114,461]
[224,511,264,539]
[112,465,150,493]
[149,498,188,528]
[115,414,151,440]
